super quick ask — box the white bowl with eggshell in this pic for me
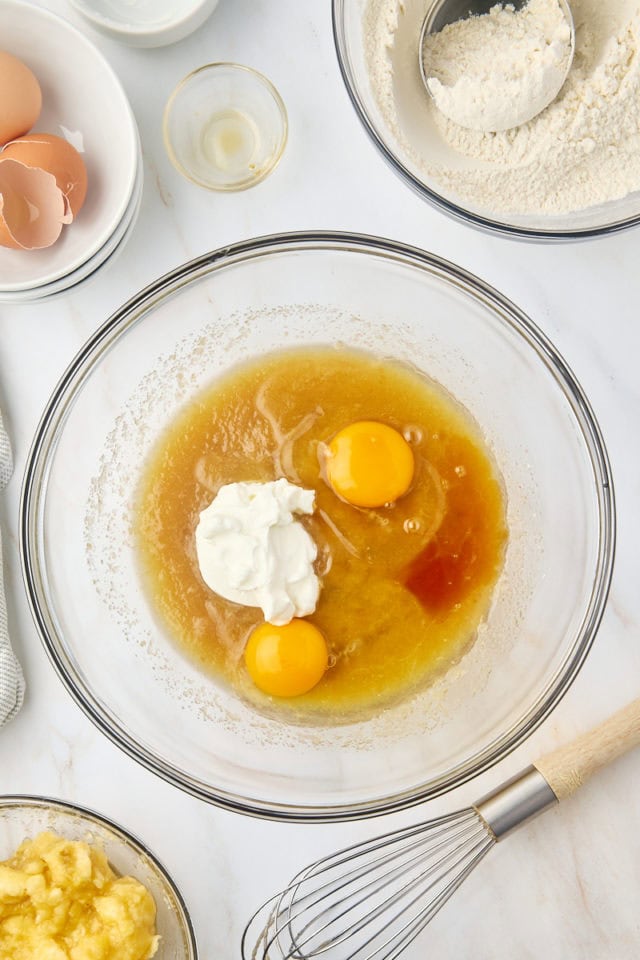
[68,0,220,48]
[0,0,141,300]
[0,139,143,304]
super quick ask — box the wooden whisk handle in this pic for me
[534,698,640,800]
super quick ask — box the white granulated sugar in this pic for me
[364,0,640,215]
[423,0,573,132]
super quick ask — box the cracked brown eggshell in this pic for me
[0,158,68,250]
[1,134,88,219]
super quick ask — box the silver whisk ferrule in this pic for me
[474,765,558,840]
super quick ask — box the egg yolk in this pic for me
[244,620,329,697]
[324,421,415,508]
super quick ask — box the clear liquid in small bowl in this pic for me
[163,63,288,192]
[200,109,261,175]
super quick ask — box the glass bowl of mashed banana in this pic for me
[333,0,640,239]
[0,796,197,959]
[21,233,614,820]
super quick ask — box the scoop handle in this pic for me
[534,698,640,800]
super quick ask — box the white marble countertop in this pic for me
[2,1,640,957]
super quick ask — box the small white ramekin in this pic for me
[68,0,220,48]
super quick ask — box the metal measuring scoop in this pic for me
[419,0,576,132]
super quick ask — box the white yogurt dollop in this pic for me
[195,478,319,626]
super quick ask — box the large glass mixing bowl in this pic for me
[332,0,640,240]
[21,233,614,821]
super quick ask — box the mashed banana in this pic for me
[0,830,159,960]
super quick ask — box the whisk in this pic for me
[242,698,640,960]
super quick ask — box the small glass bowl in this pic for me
[0,796,198,959]
[163,63,288,192]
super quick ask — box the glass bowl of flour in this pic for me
[333,0,640,239]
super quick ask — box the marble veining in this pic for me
[1,0,639,957]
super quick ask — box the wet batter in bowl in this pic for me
[135,346,507,721]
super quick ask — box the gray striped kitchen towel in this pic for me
[0,410,24,725]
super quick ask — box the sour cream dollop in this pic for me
[195,478,320,626]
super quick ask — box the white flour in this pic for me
[423,0,573,132]
[364,0,640,216]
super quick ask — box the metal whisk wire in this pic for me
[243,701,640,960]
[242,809,495,960]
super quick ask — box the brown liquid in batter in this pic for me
[135,347,508,721]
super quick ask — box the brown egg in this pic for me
[0,158,67,250]
[2,134,88,219]
[0,51,42,147]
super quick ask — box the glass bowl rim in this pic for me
[20,230,616,823]
[162,61,289,193]
[0,794,198,957]
[331,0,640,242]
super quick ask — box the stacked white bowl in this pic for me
[0,1,142,304]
